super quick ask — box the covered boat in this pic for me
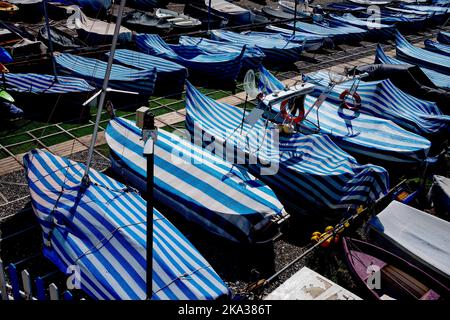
[184,3,229,29]
[424,39,450,57]
[3,73,94,119]
[55,53,157,97]
[428,175,450,218]
[304,71,450,137]
[155,9,202,30]
[106,117,288,244]
[348,0,393,4]
[329,13,396,40]
[205,0,254,25]
[178,36,264,72]
[396,31,450,75]
[24,149,229,300]
[135,33,244,84]
[109,49,187,96]
[375,44,450,90]
[38,25,84,51]
[261,6,295,20]
[66,7,132,46]
[277,1,312,18]
[185,82,389,217]
[343,237,450,300]
[437,31,450,44]
[121,11,172,34]
[210,29,303,65]
[257,67,432,165]
[368,201,450,287]
[244,29,325,52]
[57,0,111,15]
[285,21,366,44]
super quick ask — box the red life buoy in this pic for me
[280,98,305,124]
[339,89,361,111]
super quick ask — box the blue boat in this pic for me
[24,149,229,300]
[106,117,288,244]
[375,44,450,90]
[135,34,244,84]
[210,30,304,65]
[178,36,265,72]
[437,31,450,44]
[304,71,450,137]
[257,67,432,165]
[55,53,157,96]
[242,30,325,52]
[3,73,95,117]
[108,49,187,96]
[425,39,450,57]
[285,21,366,44]
[396,31,450,75]
[328,13,396,40]
[185,82,389,216]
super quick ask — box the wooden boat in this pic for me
[0,1,19,19]
[343,237,450,300]
[155,8,201,30]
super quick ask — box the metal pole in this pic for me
[82,0,127,183]
[207,0,212,34]
[293,0,298,36]
[42,0,59,82]
[143,112,155,300]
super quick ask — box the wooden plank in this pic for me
[49,283,59,300]
[21,270,32,300]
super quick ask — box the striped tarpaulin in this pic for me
[285,21,366,43]
[375,44,450,90]
[304,71,450,137]
[396,31,450,75]
[4,73,94,94]
[242,31,325,52]
[437,31,450,44]
[108,49,187,95]
[135,33,243,82]
[105,117,287,244]
[178,36,265,71]
[257,67,432,164]
[55,53,157,95]
[424,39,450,57]
[23,149,229,300]
[328,13,396,40]
[185,82,389,216]
[210,29,303,65]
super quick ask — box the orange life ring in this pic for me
[280,98,305,124]
[339,89,361,111]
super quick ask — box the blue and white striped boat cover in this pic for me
[396,31,450,75]
[243,30,325,52]
[286,21,365,43]
[375,44,450,90]
[23,149,229,300]
[424,39,450,57]
[185,82,389,215]
[401,4,450,14]
[178,36,265,71]
[55,53,157,96]
[437,31,450,44]
[135,34,243,82]
[257,67,432,164]
[106,118,286,243]
[210,30,303,65]
[328,13,396,40]
[108,49,187,94]
[304,71,450,137]
[4,73,94,94]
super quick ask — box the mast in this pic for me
[293,0,298,36]
[42,0,59,82]
[82,0,127,183]
[207,0,212,34]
